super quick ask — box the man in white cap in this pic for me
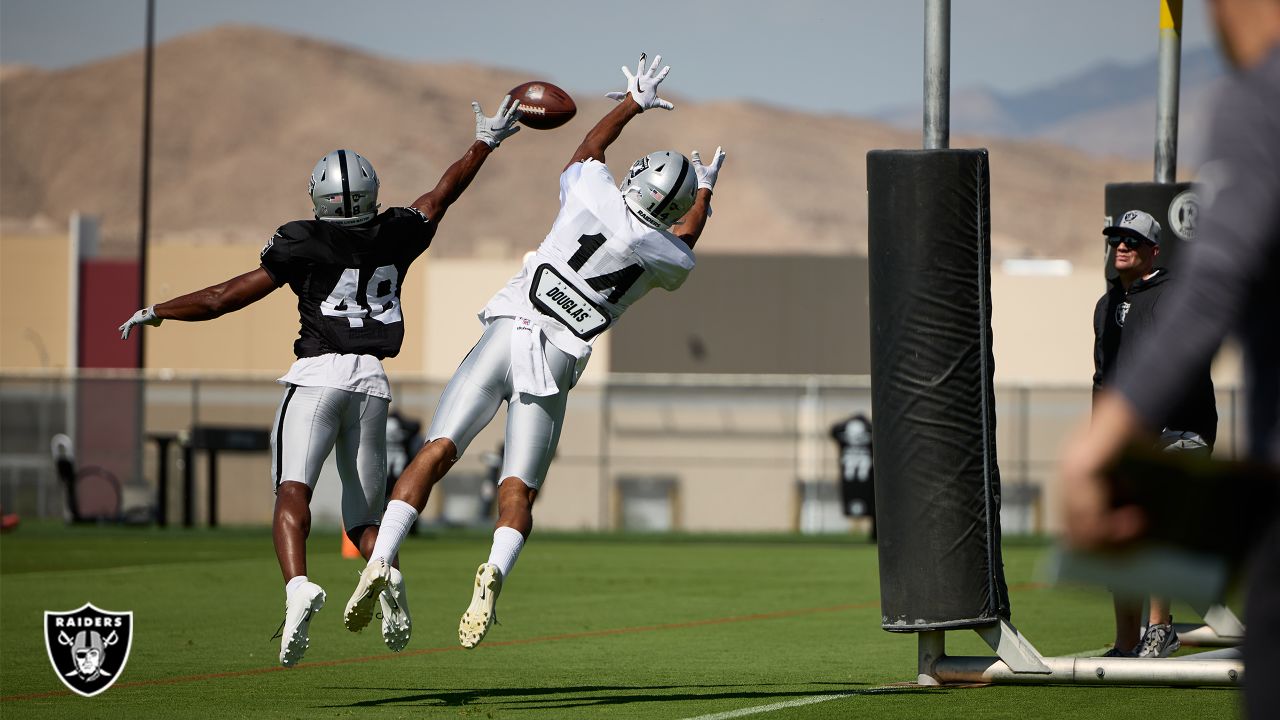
[1090,209,1217,658]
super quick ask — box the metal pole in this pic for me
[934,654,1242,686]
[138,0,155,366]
[924,0,951,150]
[154,435,170,527]
[1020,385,1030,484]
[1174,624,1243,647]
[1154,0,1183,183]
[207,451,218,528]
[132,0,156,490]
[599,382,611,530]
[182,442,195,527]
[917,631,945,686]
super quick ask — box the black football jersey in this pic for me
[260,207,436,359]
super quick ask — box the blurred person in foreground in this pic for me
[1060,0,1280,715]
[343,53,727,650]
[117,96,524,666]
[1090,210,1217,658]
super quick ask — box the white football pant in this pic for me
[270,384,389,531]
[427,317,575,490]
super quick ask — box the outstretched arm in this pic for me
[567,101,642,170]
[119,267,278,339]
[411,95,522,223]
[670,147,726,249]
[567,53,673,169]
[409,141,494,224]
[671,190,712,248]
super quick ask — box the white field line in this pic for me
[679,645,1118,719]
[678,686,905,720]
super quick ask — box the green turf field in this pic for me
[0,523,1242,719]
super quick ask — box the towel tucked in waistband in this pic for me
[510,316,560,398]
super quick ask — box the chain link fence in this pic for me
[0,371,1243,534]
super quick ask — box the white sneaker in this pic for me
[344,557,390,633]
[1137,621,1181,658]
[459,562,502,649]
[279,581,325,667]
[379,568,411,652]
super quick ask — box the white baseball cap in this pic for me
[1104,209,1161,246]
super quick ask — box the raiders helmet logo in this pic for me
[1123,211,1139,223]
[44,603,134,697]
[628,156,650,179]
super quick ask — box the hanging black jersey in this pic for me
[260,207,435,359]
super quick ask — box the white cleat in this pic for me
[279,581,325,668]
[379,567,411,652]
[459,562,502,649]
[344,557,390,633]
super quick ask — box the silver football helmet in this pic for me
[309,149,380,226]
[620,150,698,230]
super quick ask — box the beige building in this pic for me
[0,234,1130,385]
[0,230,1241,534]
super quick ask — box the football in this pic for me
[508,81,576,130]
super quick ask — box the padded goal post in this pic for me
[866,148,1010,631]
[861,147,1245,687]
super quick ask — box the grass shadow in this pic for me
[316,681,926,710]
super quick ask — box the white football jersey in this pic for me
[481,159,696,361]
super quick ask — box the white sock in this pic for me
[370,500,418,564]
[487,526,525,579]
[285,575,309,595]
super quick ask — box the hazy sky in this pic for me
[0,0,1218,116]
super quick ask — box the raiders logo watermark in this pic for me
[44,603,133,697]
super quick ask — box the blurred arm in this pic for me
[1059,390,1149,550]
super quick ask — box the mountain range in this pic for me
[873,46,1227,164]
[1,25,1160,266]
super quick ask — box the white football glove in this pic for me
[605,53,674,112]
[691,146,726,191]
[474,94,522,148]
[119,306,161,340]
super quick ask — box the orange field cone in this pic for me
[341,532,361,559]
